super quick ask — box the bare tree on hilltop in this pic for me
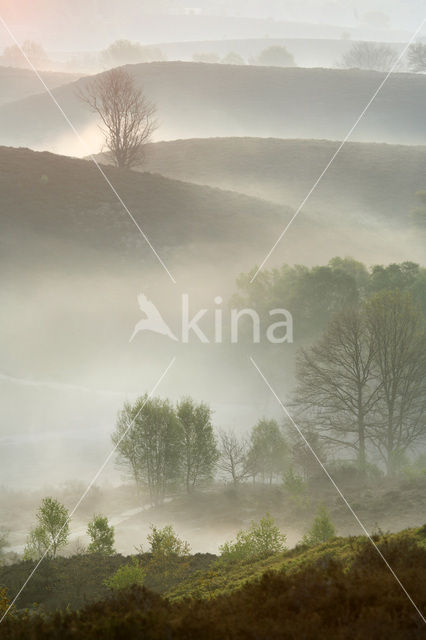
[78,68,157,169]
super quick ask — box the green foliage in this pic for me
[234,259,426,345]
[3,529,425,638]
[142,525,192,593]
[303,506,336,546]
[147,525,190,558]
[87,515,115,556]
[104,557,145,591]
[0,530,8,562]
[282,468,310,509]
[219,514,287,564]
[112,395,183,505]
[177,398,219,492]
[247,419,288,483]
[0,587,12,616]
[24,497,70,559]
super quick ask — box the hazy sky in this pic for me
[0,0,423,50]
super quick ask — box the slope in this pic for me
[140,137,426,223]
[0,66,83,106]
[0,63,425,149]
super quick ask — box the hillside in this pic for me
[131,137,426,223]
[1,63,425,150]
[0,66,83,106]
[1,527,425,638]
[0,145,287,270]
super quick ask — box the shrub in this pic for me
[219,514,287,563]
[146,525,190,557]
[303,506,336,546]
[87,515,115,556]
[104,558,145,591]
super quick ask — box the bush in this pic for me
[104,558,145,591]
[87,515,115,556]
[303,506,336,546]
[219,514,287,563]
[146,525,190,557]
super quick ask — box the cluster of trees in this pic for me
[100,40,165,67]
[340,41,398,72]
[192,46,296,68]
[112,397,219,504]
[113,394,305,502]
[294,290,426,476]
[24,498,115,560]
[217,419,288,486]
[1,41,51,70]
[340,40,426,73]
[233,259,426,340]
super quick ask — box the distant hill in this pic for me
[0,63,425,149]
[135,137,426,224]
[0,66,83,106]
[0,145,287,270]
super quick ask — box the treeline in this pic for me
[233,258,426,340]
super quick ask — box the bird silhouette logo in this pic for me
[129,294,178,343]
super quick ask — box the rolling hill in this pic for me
[138,137,426,223]
[0,66,83,106]
[0,63,425,150]
[0,145,288,270]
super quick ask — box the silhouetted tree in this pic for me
[365,291,426,475]
[78,68,157,169]
[217,430,249,485]
[294,308,381,473]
